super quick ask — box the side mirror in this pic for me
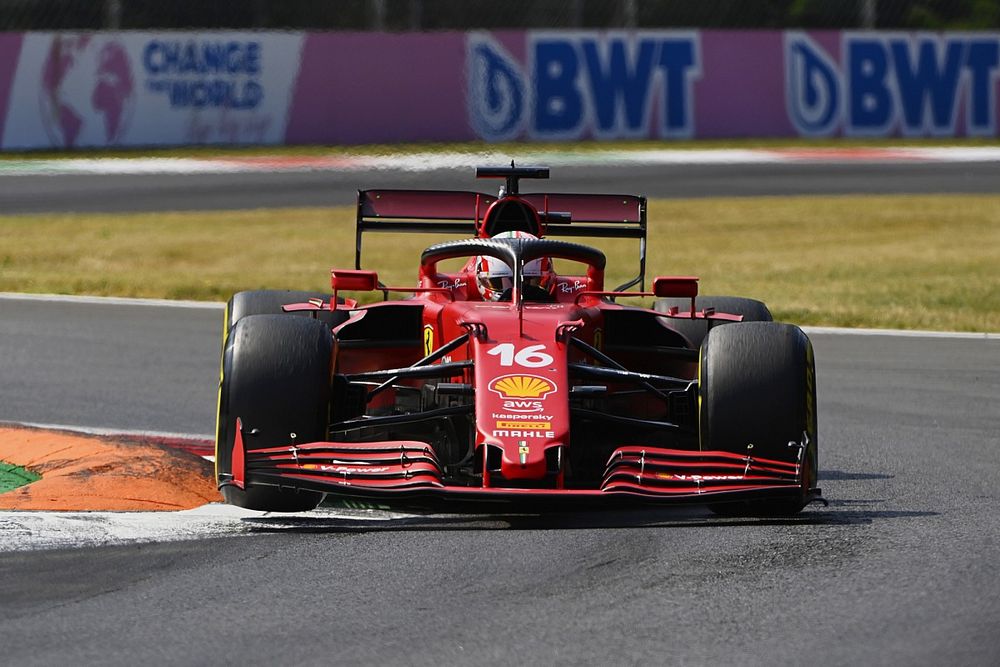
[652,276,698,299]
[331,270,379,305]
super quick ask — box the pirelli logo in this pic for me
[495,421,551,430]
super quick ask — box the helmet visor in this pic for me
[485,276,513,293]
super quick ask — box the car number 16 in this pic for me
[487,343,553,368]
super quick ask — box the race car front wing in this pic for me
[222,425,820,507]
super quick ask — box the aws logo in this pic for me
[488,374,557,400]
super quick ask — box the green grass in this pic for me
[0,462,41,494]
[2,194,998,332]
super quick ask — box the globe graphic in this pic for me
[40,36,134,148]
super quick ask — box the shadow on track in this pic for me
[239,503,935,534]
[237,467,932,533]
[820,469,895,481]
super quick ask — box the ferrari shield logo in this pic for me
[423,324,434,356]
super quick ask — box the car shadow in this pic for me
[240,499,935,534]
[820,469,895,481]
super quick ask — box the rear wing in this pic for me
[355,189,648,290]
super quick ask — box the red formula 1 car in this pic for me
[215,166,820,515]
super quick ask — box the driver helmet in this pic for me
[476,231,555,302]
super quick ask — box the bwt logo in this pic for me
[467,32,701,141]
[786,32,1000,137]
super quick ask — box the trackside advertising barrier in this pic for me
[1,30,999,149]
[0,32,304,149]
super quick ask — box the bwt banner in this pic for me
[466,31,701,141]
[465,30,1000,141]
[785,32,998,137]
[0,32,303,149]
[0,30,999,148]
[288,29,1000,144]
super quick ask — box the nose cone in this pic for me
[480,375,563,481]
[497,434,552,480]
[471,311,571,485]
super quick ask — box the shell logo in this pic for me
[488,374,557,399]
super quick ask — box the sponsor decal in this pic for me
[302,464,390,473]
[656,473,745,481]
[501,400,545,413]
[39,35,136,148]
[593,328,603,351]
[467,31,701,141]
[489,374,557,399]
[518,440,530,465]
[143,39,263,110]
[558,279,587,293]
[423,324,435,356]
[785,31,1000,138]
[436,277,468,289]
[492,429,555,439]
[3,32,302,150]
[466,33,527,142]
[491,412,553,420]
[496,420,552,430]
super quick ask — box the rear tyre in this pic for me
[226,289,349,335]
[216,315,333,512]
[699,322,818,516]
[654,296,772,349]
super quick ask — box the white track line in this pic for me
[0,504,428,552]
[2,420,214,462]
[1,420,212,443]
[801,326,998,340]
[0,292,224,309]
[3,147,1000,176]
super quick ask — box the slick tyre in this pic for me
[226,289,349,334]
[216,315,333,512]
[654,296,772,349]
[699,322,818,516]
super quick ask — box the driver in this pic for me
[475,231,555,302]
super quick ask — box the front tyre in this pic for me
[216,315,333,512]
[699,322,818,516]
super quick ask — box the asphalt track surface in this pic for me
[3,160,1000,213]
[1,297,999,665]
[1,163,999,665]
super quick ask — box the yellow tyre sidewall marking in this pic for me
[697,343,704,451]
[213,301,229,481]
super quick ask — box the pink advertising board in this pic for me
[0,32,304,150]
[0,34,25,142]
[1,29,998,149]
[288,29,1000,143]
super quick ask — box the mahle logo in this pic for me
[488,374,556,400]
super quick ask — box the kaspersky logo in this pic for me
[488,374,557,400]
